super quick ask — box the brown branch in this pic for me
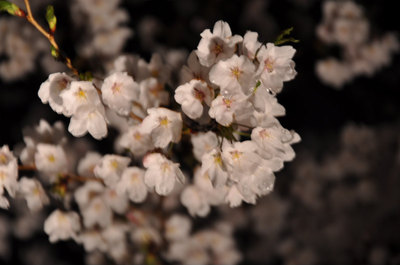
[23,0,79,76]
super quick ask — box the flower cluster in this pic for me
[0,17,299,265]
[177,20,300,215]
[316,1,399,88]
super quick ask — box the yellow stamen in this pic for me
[110,160,119,170]
[265,58,274,73]
[230,66,242,80]
[76,87,87,99]
[159,117,169,127]
[47,154,55,163]
[0,154,8,164]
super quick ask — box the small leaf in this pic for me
[253,80,261,93]
[51,45,59,59]
[0,1,25,17]
[45,5,57,33]
[274,27,299,45]
[79,71,93,81]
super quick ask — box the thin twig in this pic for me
[23,0,79,76]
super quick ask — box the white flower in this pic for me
[209,54,255,95]
[68,104,108,140]
[208,93,253,126]
[242,31,262,60]
[0,145,18,207]
[174,79,214,119]
[196,20,243,67]
[191,131,219,162]
[19,119,66,165]
[77,152,102,178]
[256,43,297,94]
[101,72,140,115]
[143,153,185,196]
[38,72,74,115]
[77,230,107,252]
[139,77,169,109]
[140,107,183,148]
[118,125,153,157]
[180,51,210,84]
[200,148,229,188]
[165,214,191,241]
[82,196,113,228]
[316,58,353,88]
[92,27,133,56]
[225,185,244,207]
[103,188,129,214]
[250,86,285,116]
[34,144,68,177]
[116,167,148,203]
[18,177,49,211]
[180,185,210,217]
[44,210,81,243]
[75,181,105,209]
[251,124,300,161]
[222,141,262,182]
[94,155,131,187]
[60,80,101,117]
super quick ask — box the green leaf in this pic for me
[45,5,57,33]
[253,80,261,93]
[51,45,59,59]
[274,27,299,45]
[79,71,93,81]
[0,1,25,17]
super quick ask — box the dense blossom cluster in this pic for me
[316,1,399,88]
[0,18,300,264]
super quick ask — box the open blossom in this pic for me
[191,131,219,162]
[101,72,140,116]
[181,185,211,217]
[77,152,102,177]
[44,210,81,243]
[209,54,255,95]
[174,79,213,119]
[38,72,74,115]
[196,20,243,67]
[180,51,210,84]
[60,80,101,117]
[165,214,192,241]
[81,196,113,228]
[200,148,229,188]
[118,125,153,157]
[19,119,67,165]
[34,143,68,177]
[0,145,18,208]
[116,167,148,203]
[139,77,169,109]
[94,154,131,187]
[143,153,185,196]
[256,43,297,94]
[18,177,49,211]
[140,107,182,148]
[222,141,262,181]
[68,104,108,140]
[209,92,253,126]
[242,31,262,60]
[251,123,301,161]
